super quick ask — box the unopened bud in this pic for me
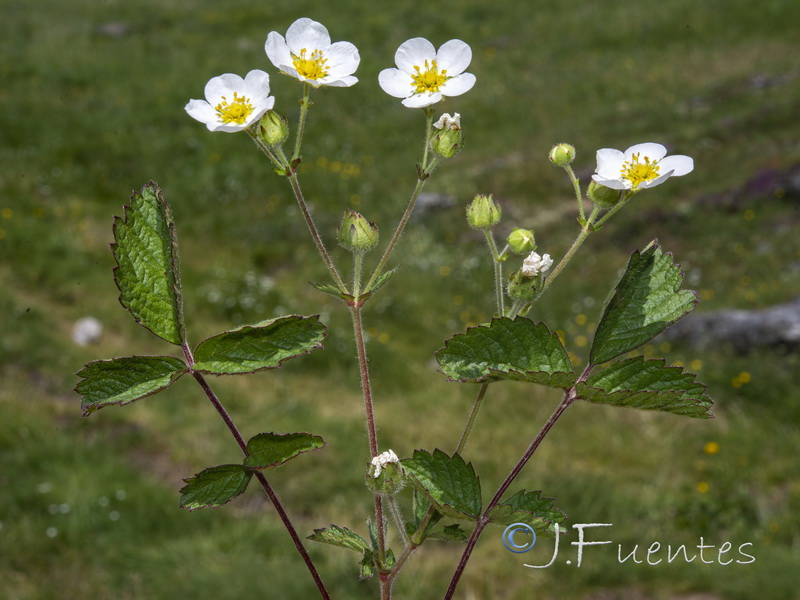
[548,143,576,167]
[507,228,536,255]
[431,113,463,159]
[466,194,501,230]
[337,210,379,253]
[508,269,537,301]
[587,181,622,209]
[366,450,406,496]
[257,110,289,146]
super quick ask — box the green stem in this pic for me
[593,189,636,229]
[455,382,489,454]
[388,496,411,548]
[483,230,504,316]
[181,343,330,600]
[421,107,434,171]
[293,84,311,162]
[247,129,286,171]
[353,252,364,301]
[564,164,586,223]
[364,156,441,292]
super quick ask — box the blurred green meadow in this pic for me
[2,0,800,597]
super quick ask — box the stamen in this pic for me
[292,48,329,81]
[620,152,661,188]
[215,92,254,125]
[411,59,448,93]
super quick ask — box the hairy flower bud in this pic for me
[366,450,406,496]
[337,210,379,253]
[587,181,623,209]
[507,269,537,301]
[549,143,576,167]
[507,228,536,255]
[257,110,289,146]
[466,194,501,230]
[431,113,463,159]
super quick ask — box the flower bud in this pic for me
[431,113,462,159]
[366,450,406,496]
[257,110,289,146]
[587,181,622,209]
[337,210,379,253]
[506,228,536,255]
[548,143,576,167]
[466,194,501,230]
[507,269,538,301]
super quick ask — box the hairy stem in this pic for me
[293,84,311,162]
[484,230,505,316]
[455,382,489,454]
[182,342,330,600]
[563,164,586,223]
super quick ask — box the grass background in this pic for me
[1,0,799,598]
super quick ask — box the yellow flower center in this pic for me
[411,59,448,93]
[292,48,329,81]
[215,92,254,125]
[620,153,661,188]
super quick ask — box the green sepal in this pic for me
[307,524,370,554]
[487,489,566,535]
[402,449,482,521]
[112,181,185,345]
[359,550,376,580]
[577,357,714,418]
[364,266,401,295]
[179,464,252,511]
[76,355,187,416]
[436,317,575,388]
[244,432,325,470]
[192,315,326,375]
[590,242,697,365]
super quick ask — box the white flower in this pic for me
[433,112,461,130]
[185,70,274,132]
[378,38,476,108]
[371,449,400,478]
[522,252,553,277]
[592,143,694,190]
[265,18,360,88]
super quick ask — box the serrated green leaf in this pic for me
[402,450,482,520]
[244,432,325,470]
[426,523,470,542]
[436,317,575,388]
[488,490,566,535]
[192,315,326,375]
[365,265,400,295]
[76,356,187,415]
[179,465,252,511]
[112,181,185,345]
[309,281,345,298]
[577,357,714,418]
[590,242,697,365]
[307,525,370,553]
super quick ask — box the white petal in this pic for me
[204,73,243,104]
[402,92,441,108]
[591,174,630,190]
[657,155,693,177]
[625,143,667,161]
[285,18,331,53]
[436,39,472,75]
[395,37,436,73]
[185,99,218,129]
[243,69,271,95]
[318,75,358,88]
[265,32,292,71]
[324,41,361,78]
[378,68,413,98]
[595,148,625,178]
[638,171,673,189]
[439,73,475,97]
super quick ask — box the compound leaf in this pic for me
[590,242,696,365]
[112,181,185,345]
[193,315,326,375]
[577,357,714,418]
[76,355,187,416]
[179,464,252,511]
[436,317,575,388]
